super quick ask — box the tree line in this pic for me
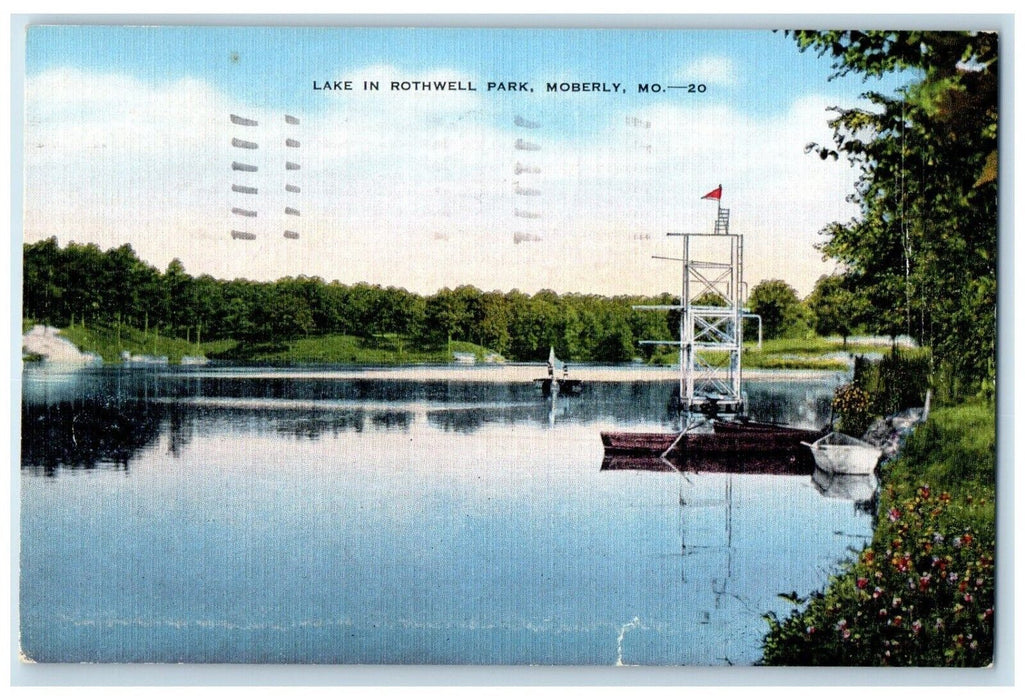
[23,237,860,363]
[22,237,678,362]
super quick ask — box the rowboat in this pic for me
[801,432,882,475]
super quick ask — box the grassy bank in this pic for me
[648,337,882,371]
[47,323,497,366]
[761,402,996,666]
[57,322,226,364]
[214,334,496,365]
[36,321,909,370]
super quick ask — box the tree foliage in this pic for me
[22,238,679,362]
[805,274,870,346]
[791,30,998,395]
[747,279,804,340]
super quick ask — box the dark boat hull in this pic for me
[600,428,818,473]
[600,431,679,455]
[601,430,814,456]
[712,419,826,443]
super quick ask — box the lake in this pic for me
[19,364,875,665]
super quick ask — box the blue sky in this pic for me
[27,27,902,119]
[23,25,913,297]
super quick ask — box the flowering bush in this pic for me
[761,482,994,665]
[832,383,873,436]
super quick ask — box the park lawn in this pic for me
[59,322,209,364]
[215,333,496,365]
[45,323,497,366]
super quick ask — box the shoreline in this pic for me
[22,362,848,384]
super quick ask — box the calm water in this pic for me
[19,365,875,665]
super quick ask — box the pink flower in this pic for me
[873,586,883,599]
[856,577,868,589]
[918,574,932,591]
[911,620,923,634]
[888,508,901,522]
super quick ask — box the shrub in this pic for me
[833,383,872,436]
[853,348,932,415]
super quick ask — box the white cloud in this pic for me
[676,56,738,87]
[23,68,858,297]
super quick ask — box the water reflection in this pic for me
[811,468,879,509]
[21,399,163,476]
[22,367,842,475]
[600,452,815,475]
[20,365,870,665]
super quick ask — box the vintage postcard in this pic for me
[16,21,1002,671]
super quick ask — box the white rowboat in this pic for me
[801,432,882,475]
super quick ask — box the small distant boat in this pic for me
[802,432,882,475]
[536,347,583,397]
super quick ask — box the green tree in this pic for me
[747,279,803,340]
[23,237,66,325]
[806,274,870,348]
[792,30,997,394]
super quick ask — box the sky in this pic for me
[21,25,915,298]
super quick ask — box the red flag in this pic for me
[701,185,722,200]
